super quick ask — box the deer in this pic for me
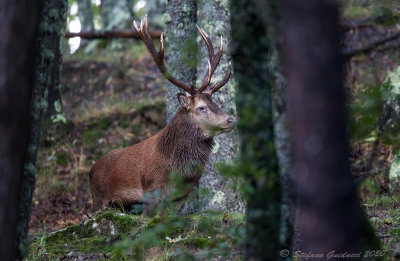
[89,16,234,215]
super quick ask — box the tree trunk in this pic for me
[183,0,245,213]
[77,0,94,32]
[146,0,167,29]
[283,0,366,254]
[0,1,40,260]
[100,0,133,30]
[15,0,67,259]
[253,0,294,255]
[165,0,197,124]
[231,0,282,259]
[77,0,94,49]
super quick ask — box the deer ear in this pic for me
[177,93,191,109]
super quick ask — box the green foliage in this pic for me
[342,0,399,19]
[349,86,383,141]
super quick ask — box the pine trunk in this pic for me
[0,1,40,260]
[231,0,282,259]
[77,0,94,31]
[184,0,245,213]
[165,0,197,123]
[15,0,67,258]
[253,0,294,255]
[100,0,133,30]
[283,0,366,254]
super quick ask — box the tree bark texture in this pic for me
[165,0,197,124]
[0,1,39,260]
[189,0,244,213]
[283,0,365,254]
[231,0,281,259]
[15,0,68,259]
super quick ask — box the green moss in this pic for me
[93,212,139,234]
[28,211,245,260]
[182,237,210,248]
[143,216,162,230]
[83,129,101,145]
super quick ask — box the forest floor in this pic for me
[28,1,400,259]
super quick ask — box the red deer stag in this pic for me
[89,16,234,214]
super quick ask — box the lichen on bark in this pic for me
[184,0,245,213]
[165,0,198,123]
[15,0,67,259]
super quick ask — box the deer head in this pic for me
[134,16,234,139]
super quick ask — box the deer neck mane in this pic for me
[157,108,214,171]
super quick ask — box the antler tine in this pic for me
[196,25,224,94]
[205,66,231,95]
[134,16,195,95]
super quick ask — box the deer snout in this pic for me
[227,117,234,126]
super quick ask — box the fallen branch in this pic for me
[343,31,400,57]
[65,30,162,39]
[341,15,399,30]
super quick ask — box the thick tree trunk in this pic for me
[15,0,67,259]
[165,0,197,124]
[183,0,245,213]
[231,0,281,259]
[283,0,365,254]
[0,1,40,260]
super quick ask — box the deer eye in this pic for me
[197,106,207,112]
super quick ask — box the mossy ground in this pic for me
[27,211,245,260]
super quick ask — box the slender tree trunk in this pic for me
[100,0,133,30]
[77,0,94,32]
[146,0,167,29]
[77,0,94,48]
[283,0,366,254]
[15,0,67,259]
[165,0,197,124]
[253,0,294,255]
[231,0,281,259]
[0,1,40,260]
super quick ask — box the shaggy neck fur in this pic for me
[157,108,214,175]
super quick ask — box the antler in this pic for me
[134,16,231,96]
[134,15,195,95]
[195,25,231,95]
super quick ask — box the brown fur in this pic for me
[89,94,233,213]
